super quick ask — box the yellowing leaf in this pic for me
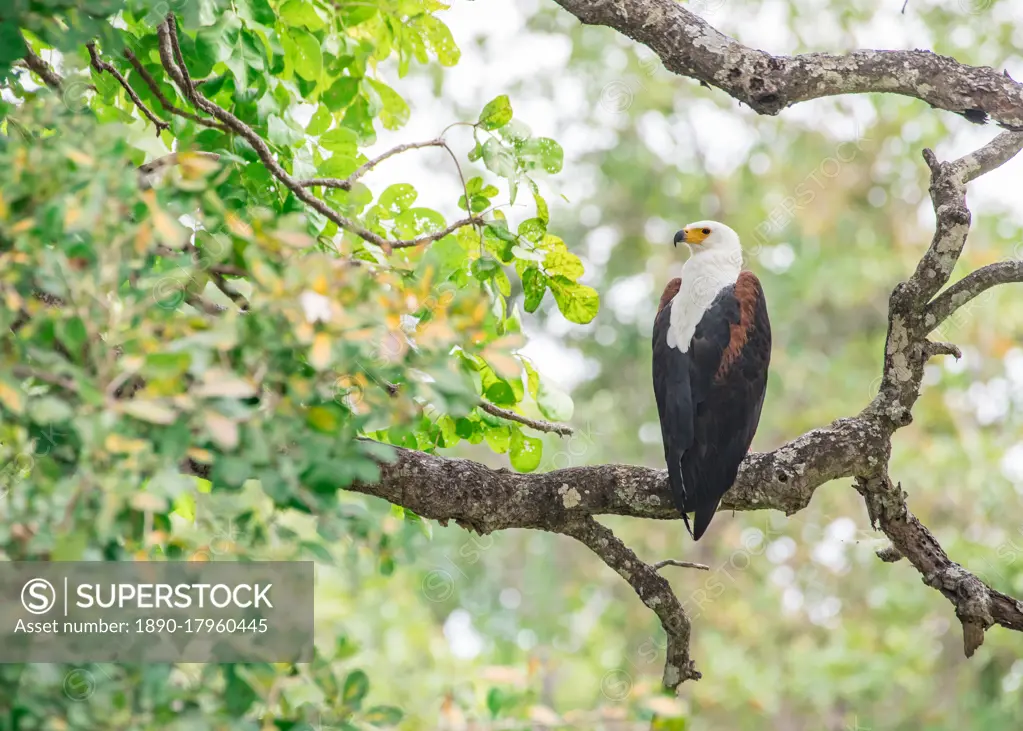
[105,434,148,454]
[309,332,332,370]
[65,149,94,166]
[131,491,168,513]
[204,410,240,450]
[274,230,315,249]
[119,400,178,424]
[226,213,254,238]
[187,447,213,463]
[194,369,257,398]
[178,152,221,178]
[0,378,26,414]
[306,405,341,432]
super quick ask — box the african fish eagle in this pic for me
[652,221,771,540]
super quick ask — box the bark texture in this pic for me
[552,0,1023,129]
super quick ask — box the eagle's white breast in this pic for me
[667,249,742,352]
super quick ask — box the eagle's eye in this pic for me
[701,228,711,235]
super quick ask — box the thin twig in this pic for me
[479,400,573,436]
[137,152,222,190]
[166,14,195,97]
[12,366,78,394]
[156,16,479,253]
[20,45,64,90]
[185,293,228,315]
[87,43,169,135]
[183,242,250,311]
[299,139,447,191]
[122,49,227,131]
[653,559,710,571]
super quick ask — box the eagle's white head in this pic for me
[673,220,743,262]
[665,220,744,351]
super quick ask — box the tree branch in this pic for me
[122,49,227,131]
[137,152,222,190]
[350,416,885,536]
[298,139,447,191]
[560,517,700,686]
[858,475,1023,656]
[926,260,1023,330]
[550,0,1023,129]
[155,16,480,254]
[852,129,1023,657]
[87,42,169,135]
[19,44,63,90]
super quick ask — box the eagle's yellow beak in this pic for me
[674,227,710,247]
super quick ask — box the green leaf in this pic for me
[279,0,326,30]
[343,96,376,144]
[299,540,334,564]
[320,126,358,155]
[284,29,322,81]
[28,396,74,425]
[521,268,548,313]
[482,138,517,179]
[534,190,549,224]
[537,378,573,421]
[318,154,358,179]
[520,357,541,399]
[517,218,546,243]
[487,687,507,718]
[484,425,512,453]
[60,316,88,354]
[544,249,585,280]
[379,184,417,214]
[307,405,343,433]
[142,352,191,379]
[521,137,564,174]
[223,666,258,717]
[52,530,88,561]
[549,276,599,324]
[307,103,332,135]
[463,194,490,213]
[471,256,501,281]
[500,118,532,142]
[238,0,275,25]
[418,15,460,66]
[478,94,513,130]
[342,670,370,709]
[324,76,360,111]
[510,429,543,472]
[223,27,266,88]
[394,208,445,238]
[364,706,404,727]
[268,114,304,147]
[493,267,511,297]
[367,79,409,130]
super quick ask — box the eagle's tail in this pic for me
[692,498,721,542]
[667,450,695,539]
